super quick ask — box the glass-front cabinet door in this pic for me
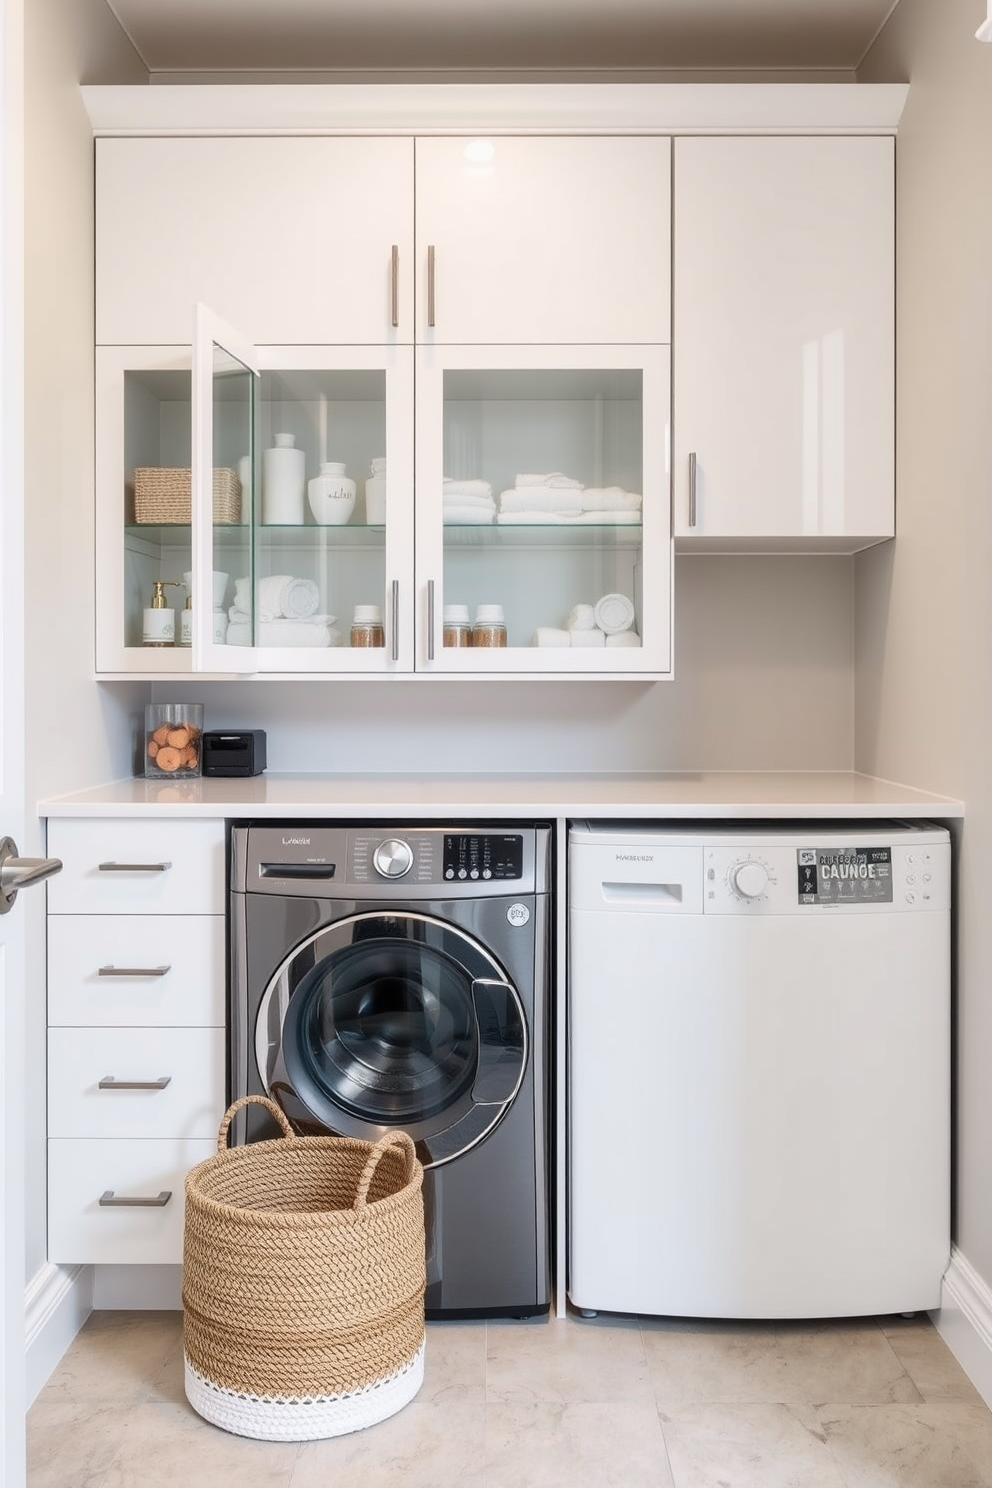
[96,318,414,676]
[194,308,415,675]
[415,345,672,676]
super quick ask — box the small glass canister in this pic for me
[472,603,508,648]
[351,603,385,648]
[443,603,473,648]
[144,703,204,779]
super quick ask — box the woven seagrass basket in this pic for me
[133,466,241,524]
[182,1095,426,1442]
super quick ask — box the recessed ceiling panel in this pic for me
[104,0,901,74]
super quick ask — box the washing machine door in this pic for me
[257,910,527,1167]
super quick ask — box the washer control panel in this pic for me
[442,832,524,883]
[705,838,950,914]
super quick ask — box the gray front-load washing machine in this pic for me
[229,822,552,1318]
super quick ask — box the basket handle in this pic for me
[216,1094,294,1151]
[354,1130,418,1211]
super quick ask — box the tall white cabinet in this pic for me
[672,135,895,552]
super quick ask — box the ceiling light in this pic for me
[978,1,992,41]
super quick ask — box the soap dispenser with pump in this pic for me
[142,580,181,647]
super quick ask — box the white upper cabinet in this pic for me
[414,137,671,345]
[95,137,415,346]
[672,136,895,551]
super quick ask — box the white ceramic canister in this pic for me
[308,461,357,526]
[365,457,387,524]
[261,433,305,525]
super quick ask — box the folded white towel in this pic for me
[496,512,567,524]
[236,574,321,622]
[594,593,636,635]
[515,472,583,489]
[227,618,340,648]
[576,510,642,525]
[569,628,606,648]
[532,627,571,647]
[567,604,596,631]
[443,505,495,524]
[499,489,583,515]
[577,487,642,512]
[443,477,493,498]
[605,630,641,648]
[442,492,496,510]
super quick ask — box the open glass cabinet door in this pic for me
[192,302,259,674]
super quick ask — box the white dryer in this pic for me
[567,820,951,1319]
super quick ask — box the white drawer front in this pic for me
[46,819,226,915]
[48,1027,226,1139]
[48,915,225,1027]
[48,1137,215,1265]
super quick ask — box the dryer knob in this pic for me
[373,838,414,879]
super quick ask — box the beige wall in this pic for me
[858,0,992,1284]
[22,0,144,1278]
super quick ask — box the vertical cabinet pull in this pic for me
[98,1075,172,1091]
[688,452,698,528]
[391,578,399,662]
[99,1190,172,1208]
[427,245,436,328]
[391,244,399,328]
[427,580,436,662]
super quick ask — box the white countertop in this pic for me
[37,771,964,820]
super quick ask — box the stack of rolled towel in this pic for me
[532,593,640,649]
[497,472,642,524]
[227,575,341,648]
[442,478,495,524]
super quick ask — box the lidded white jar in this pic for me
[308,461,357,526]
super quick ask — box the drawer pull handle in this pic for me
[98,1075,172,1091]
[99,1190,172,1208]
[98,965,172,978]
[98,861,172,873]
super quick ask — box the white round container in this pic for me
[308,461,357,526]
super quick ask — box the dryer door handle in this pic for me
[470,977,526,1106]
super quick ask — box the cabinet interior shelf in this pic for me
[125,523,642,550]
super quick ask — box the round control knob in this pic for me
[372,838,414,879]
[731,860,768,899]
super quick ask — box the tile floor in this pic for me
[27,1308,992,1487]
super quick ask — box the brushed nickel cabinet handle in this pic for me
[427,579,436,662]
[391,244,399,328]
[688,451,697,528]
[98,1075,172,1091]
[98,861,172,873]
[99,1190,172,1208]
[427,245,436,328]
[391,578,399,662]
[98,965,171,978]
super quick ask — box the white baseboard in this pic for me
[91,1264,182,1311]
[24,1263,92,1407]
[931,1247,992,1410]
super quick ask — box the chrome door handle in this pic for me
[99,1190,172,1208]
[688,451,697,528]
[391,578,399,662]
[391,244,399,328]
[98,1076,172,1090]
[427,245,436,328]
[0,837,62,914]
[98,965,172,978]
[427,579,436,662]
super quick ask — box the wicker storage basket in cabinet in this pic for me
[133,467,241,524]
[182,1095,426,1442]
